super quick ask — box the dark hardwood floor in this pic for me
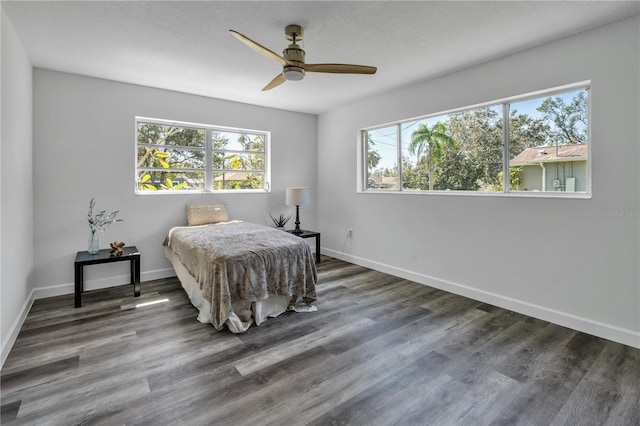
[1,256,639,425]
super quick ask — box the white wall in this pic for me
[32,70,317,296]
[1,10,34,364]
[317,16,640,347]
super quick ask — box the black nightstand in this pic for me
[287,230,321,263]
[74,246,141,307]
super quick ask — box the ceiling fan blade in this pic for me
[304,63,377,74]
[229,30,288,66]
[262,73,286,91]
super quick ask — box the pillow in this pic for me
[186,204,229,226]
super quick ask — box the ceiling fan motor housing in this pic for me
[283,40,306,81]
[283,44,305,63]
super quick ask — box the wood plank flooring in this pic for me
[2,255,639,425]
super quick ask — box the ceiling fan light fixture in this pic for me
[283,66,305,81]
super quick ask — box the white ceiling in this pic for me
[3,1,639,115]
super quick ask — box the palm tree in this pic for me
[409,122,454,190]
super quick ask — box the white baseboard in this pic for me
[323,248,640,349]
[1,267,176,368]
[32,267,176,299]
[1,289,35,368]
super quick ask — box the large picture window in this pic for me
[363,84,589,195]
[136,118,269,193]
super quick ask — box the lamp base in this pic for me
[293,205,303,234]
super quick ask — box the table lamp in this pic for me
[286,187,310,234]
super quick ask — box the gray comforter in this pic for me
[164,221,317,329]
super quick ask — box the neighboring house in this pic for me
[213,171,250,182]
[509,144,588,192]
[212,170,250,189]
[368,174,398,189]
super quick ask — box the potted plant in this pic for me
[269,212,292,230]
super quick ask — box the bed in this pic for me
[163,205,317,333]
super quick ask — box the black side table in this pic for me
[74,246,141,307]
[287,230,321,263]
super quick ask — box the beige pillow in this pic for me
[186,204,229,226]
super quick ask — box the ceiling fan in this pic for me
[229,24,377,91]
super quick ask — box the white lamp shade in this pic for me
[286,187,310,206]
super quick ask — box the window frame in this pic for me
[135,117,271,195]
[359,81,591,198]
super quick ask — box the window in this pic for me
[365,125,399,190]
[136,117,270,193]
[362,84,589,195]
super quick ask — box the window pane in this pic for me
[400,106,502,191]
[212,172,264,190]
[509,89,588,192]
[215,131,265,152]
[137,123,205,147]
[137,147,204,169]
[444,105,503,191]
[364,126,398,190]
[213,153,264,171]
[137,170,204,191]
[401,116,455,191]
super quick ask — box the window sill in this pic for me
[135,189,270,195]
[358,189,592,199]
